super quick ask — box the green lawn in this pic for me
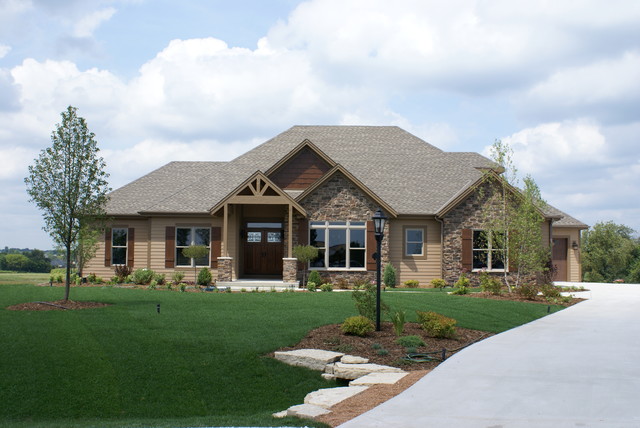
[0,271,50,285]
[0,279,564,427]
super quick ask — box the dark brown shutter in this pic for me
[297,217,308,246]
[366,220,377,271]
[210,227,221,268]
[104,228,112,267]
[461,228,472,271]
[165,226,175,268]
[127,228,135,267]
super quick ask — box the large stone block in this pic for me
[332,362,405,380]
[349,372,408,386]
[304,385,369,409]
[274,349,344,371]
[286,403,331,418]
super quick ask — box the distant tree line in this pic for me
[582,221,640,283]
[0,249,53,273]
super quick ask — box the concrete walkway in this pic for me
[339,283,640,428]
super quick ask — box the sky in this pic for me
[1,0,639,250]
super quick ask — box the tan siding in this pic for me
[388,218,442,287]
[553,227,583,282]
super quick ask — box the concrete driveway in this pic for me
[339,283,640,428]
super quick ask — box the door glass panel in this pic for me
[247,231,262,242]
[267,232,282,243]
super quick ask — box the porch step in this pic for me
[216,280,300,291]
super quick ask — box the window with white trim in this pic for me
[405,228,424,256]
[473,230,507,271]
[176,227,211,267]
[309,221,366,269]
[111,228,127,265]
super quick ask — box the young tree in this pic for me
[181,245,210,283]
[481,140,550,291]
[25,106,110,301]
[292,245,319,287]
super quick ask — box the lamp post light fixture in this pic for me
[372,208,387,331]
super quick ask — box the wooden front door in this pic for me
[552,238,568,281]
[243,223,284,276]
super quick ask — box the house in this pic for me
[85,126,586,286]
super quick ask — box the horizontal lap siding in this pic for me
[388,219,441,287]
[553,227,582,282]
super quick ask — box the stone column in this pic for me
[283,258,298,283]
[217,257,233,282]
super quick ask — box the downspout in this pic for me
[435,216,445,280]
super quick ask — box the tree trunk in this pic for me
[64,244,71,301]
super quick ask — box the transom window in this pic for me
[310,221,366,269]
[111,228,127,265]
[405,228,424,256]
[176,227,211,267]
[473,230,507,271]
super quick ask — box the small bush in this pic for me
[335,278,350,289]
[320,283,333,292]
[352,284,389,321]
[335,344,353,353]
[451,285,469,295]
[352,279,371,290]
[153,273,166,285]
[540,284,561,298]
[132,268,155,285]
[308,270,322,286]
[377,348,389,356]
[172,271,185,284]
[455,273,470,288]
[417,311,457,338]
[516,283,539,300]
[430,278,447,289]
[341,315,375,337]
[179,283,187,292]
[148,280,157,290]
[306,281,317,292]
[479,271,502,295]
[197,268,212,286]
[396,335,425,348]
[403,279,420,288]
[383,264,397,288]
[390,309,406,336]
[87,273,98,283]
[114,265,132,283]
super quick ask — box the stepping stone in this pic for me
[304,385,369,408]
[274,349,344,371]
[341,355,369,364]
[332,362,406,380]
[286,403,331,418]
[272,410,288,418]
[349,372,409,386]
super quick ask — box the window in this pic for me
[473,230,507,271]
[405,228,424,256]
[176,227,210,267]
[310,221,366,269]
[111,228,127,265]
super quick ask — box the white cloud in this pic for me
[73,7,117,38]
[0,44,10,58]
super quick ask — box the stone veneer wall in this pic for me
[294,172,390,286]
[282,258,297,282]
[217,257,233,282]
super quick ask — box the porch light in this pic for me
[572,241,579,250]
[372,208,387,331]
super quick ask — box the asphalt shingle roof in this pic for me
[106,125,584,227]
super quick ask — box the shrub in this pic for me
[377,348,389,356]
[430,278,447,289]
[148,280,157,290]
[403,279,420,288]
[197,268,212,286]
[172,271,185,284]
[87,273,98,283]
[335,278,350,289]
[390,309,406,336]
[306,281,317,292]
[114,265,132,283]
[451,285,469,295]
[479,271,502,295]
[383,264,397,288]
[540,284,561,298]
[341,316,374,337]
[132,268,155,285]
[179,283,187,292]
[455,273,470,288]
[396,335,426,349]
[516,283,539,300]
[352,284,389,321]
[308,270,322,286]
[320,283,333,292]
[153,273,166,285]
[417,311,457,339]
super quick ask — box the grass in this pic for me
[0,276,564,427]
[0,271,50,285]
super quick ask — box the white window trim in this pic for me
[309,221,367,271]
[404,228,424,257]
[176,226,211,268]
[472,229,507,272]
[111,227,128,266]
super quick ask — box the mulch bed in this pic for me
[274,322,492,371]
[459,291,585,306]
[6,300,111,311]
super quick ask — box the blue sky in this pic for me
[1,0,639,249]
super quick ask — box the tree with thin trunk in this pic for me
[25,106,110,301]
[182,245,209,283]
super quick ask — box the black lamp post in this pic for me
[372,208,387,331]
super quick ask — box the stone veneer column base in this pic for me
[217,257,233,282]
[283,258,298,283]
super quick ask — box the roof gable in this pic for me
[267,140,334,190]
